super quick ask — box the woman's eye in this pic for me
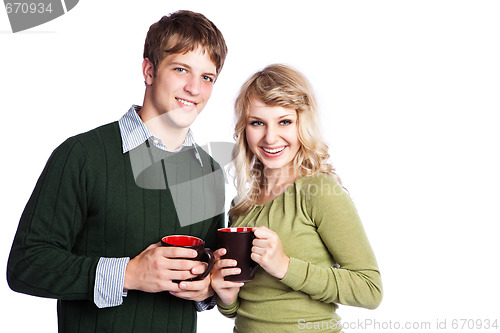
[250,121,263,126]
[280,119,292,125]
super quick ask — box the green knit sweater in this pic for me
[7,122,224,333]
[217,174,382,332]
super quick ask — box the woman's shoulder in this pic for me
[295,173,351,208]
[296,173,356,220]
[296,173,343,194]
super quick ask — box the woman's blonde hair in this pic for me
[230,64,342,217]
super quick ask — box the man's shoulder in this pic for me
[68,121,120,148]
[73,121,119,140]
[56,121,120,157]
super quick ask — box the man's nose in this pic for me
[185,75,201,95]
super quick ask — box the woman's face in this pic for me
[245,98,300,174]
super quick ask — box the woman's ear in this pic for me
[142,58,155,86]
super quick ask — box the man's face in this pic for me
[144,47,217,130]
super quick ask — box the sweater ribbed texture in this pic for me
[8,122,224,333]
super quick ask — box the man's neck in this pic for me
[137,106,189,152]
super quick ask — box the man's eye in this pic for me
[175,68,187,73]
[202,75,214,83]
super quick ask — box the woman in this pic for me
[211,64,382,332]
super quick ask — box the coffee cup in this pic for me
[161,235,214,281]
[217,227,259,282]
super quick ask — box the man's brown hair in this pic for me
[143,10,227,77]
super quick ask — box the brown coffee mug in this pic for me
[161,235,214,281]
[217,227,259,282]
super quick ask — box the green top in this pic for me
[7,122,224,333]
[217,173,382,332]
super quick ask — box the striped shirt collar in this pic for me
[118,105,203,166]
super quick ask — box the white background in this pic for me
[1,1,499,332]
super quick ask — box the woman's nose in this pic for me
[264,126,278,144]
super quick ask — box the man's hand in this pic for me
[123,242,207,295]
[169,273,215,302]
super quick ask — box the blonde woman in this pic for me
[211,64,382,332]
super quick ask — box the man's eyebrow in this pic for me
[170,61,191,69]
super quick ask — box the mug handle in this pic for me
[196,248,214,280]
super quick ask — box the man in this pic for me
[7,10,227,333]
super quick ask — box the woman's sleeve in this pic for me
[216,297,240,318]
[7,138,99,301]
[280,175,383,309]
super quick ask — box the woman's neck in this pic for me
[258,165,300,205]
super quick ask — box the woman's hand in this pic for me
[210,248,244,305]
[251,226,290,279]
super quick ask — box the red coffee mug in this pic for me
[161,235,214,281]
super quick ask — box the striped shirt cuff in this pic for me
[195,296,217,312]
[94,257,130,308]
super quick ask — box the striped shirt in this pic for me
[94,105,213,310]
[119,104,203,164]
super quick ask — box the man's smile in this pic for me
[176,97,197,106]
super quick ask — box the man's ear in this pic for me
[142,58,155,86]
